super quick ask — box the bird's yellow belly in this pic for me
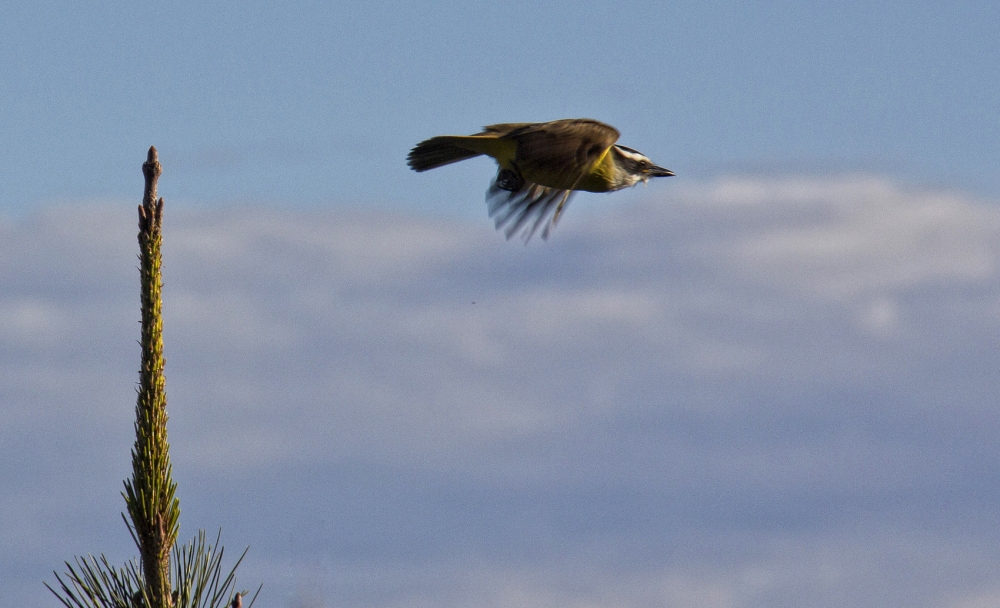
[573,170,616,193]
[454,136,618,192]
[515,170,612,192]
[518,149,617,192]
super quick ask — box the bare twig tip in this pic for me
[143,146,163,183]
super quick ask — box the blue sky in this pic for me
[1,1,998,213]
[4,2,1000,607]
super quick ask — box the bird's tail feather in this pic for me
[407,136,484,172]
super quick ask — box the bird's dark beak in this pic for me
[648,165,675,177]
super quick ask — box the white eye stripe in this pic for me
[613,145,650,163]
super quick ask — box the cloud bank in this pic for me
[3,176,1000,607]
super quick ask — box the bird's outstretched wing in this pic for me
[503,119,620,190]
[483,119,618,242]
[486,177,575,243]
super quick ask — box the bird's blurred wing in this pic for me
[486,178,575,243]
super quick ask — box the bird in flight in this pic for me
[408,118,674,241]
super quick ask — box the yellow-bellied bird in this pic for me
[408,119,673,241]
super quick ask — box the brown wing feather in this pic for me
[477,123,536,136]
[506,119,620,189]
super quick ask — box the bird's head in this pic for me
[610,145,674,188]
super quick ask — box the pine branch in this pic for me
[48,147,258,608]
[122,146,180,607]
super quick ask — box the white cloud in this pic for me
[694,177,998,299]
[250,529,1000,608]
[6,176,1000,607]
